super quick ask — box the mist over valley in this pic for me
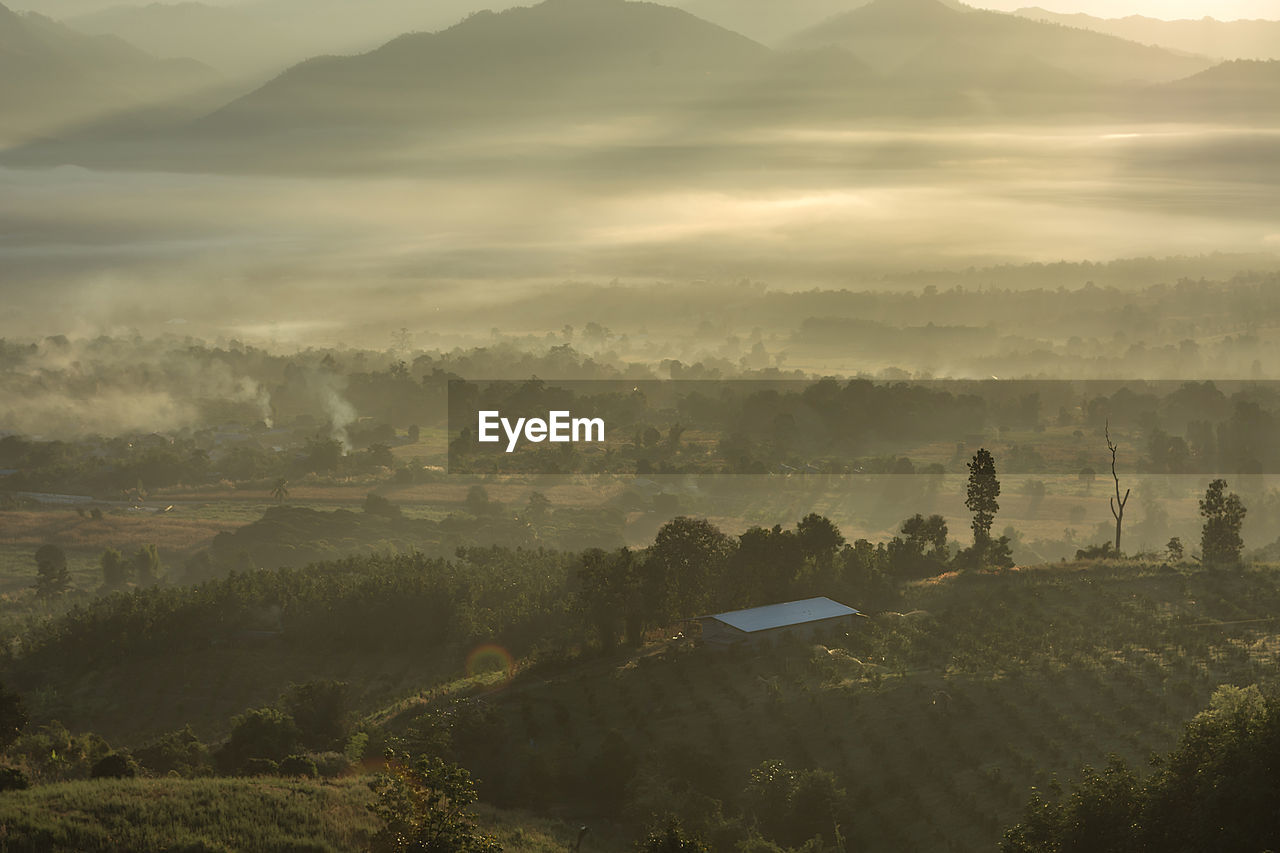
[2,1,1280,851]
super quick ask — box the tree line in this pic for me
[26,445,1255,656]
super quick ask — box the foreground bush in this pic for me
[1003,685,1280,853]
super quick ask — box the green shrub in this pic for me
[0,765,29,791]
[241,757,279,776]
[217,708,301,774]
[281,680,353,752]
[278,755,318,779]
[90,753,137,780]
[312,751,353,779]
[135,726,208,777]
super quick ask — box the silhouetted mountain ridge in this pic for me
[3,0,1272,172]
[0,0,216,139]
[1145,59,1280,117]
[671,0,964,44]
[66,2,288,76]
[204,0,770,129]
[789,0,1213,85]
[1013,8,1280,61]
[65,0,522,79]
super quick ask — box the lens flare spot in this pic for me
[466,643,515,684]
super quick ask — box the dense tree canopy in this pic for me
[1003,685,1280,853]
[644,516,733,622]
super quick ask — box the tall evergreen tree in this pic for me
[965,449,1001,553]
[1200,478,1247,567]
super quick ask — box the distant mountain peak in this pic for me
[789,0,1211,84]
[868,0,954,7]
[201,0,769,132]
[859,0,959,16]
[1011,7,1280,62]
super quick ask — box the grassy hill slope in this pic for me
[394,561,1280,851]
[0,775,587,852]
[8,555,1280,850]
[0,776,376,852]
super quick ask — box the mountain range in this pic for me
[201,0,770,132]
[209,0,1236,133]
[0,0,215,140]
[668,0,963,45]
[63,0,520,79]
[1014,7,1280,61]
[2,0,1275,171]
[1148,58,1280,117]
[788,0,1212,85]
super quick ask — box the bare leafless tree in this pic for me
[1106,421,1130,554]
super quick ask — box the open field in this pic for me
[0,510,239,555]
[150,479,629,508]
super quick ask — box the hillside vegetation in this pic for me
[380,560,1280,851]
[0,775,589,852]
[8,545,1280,850]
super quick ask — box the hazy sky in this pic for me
[10,0,1280,21]
[978,0,1280,19]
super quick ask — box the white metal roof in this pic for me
[705,597,859,633]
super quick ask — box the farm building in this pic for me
[696,596,862,646]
